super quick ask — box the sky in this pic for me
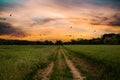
[0,0,120,41]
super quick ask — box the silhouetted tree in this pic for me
[55,40,63,45]
[102,33,120,44]
[44,40,54,45]
[0,33,120,45]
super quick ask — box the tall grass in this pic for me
[65,45,120,80]
[0,45,57,80]
[50,49,72,80]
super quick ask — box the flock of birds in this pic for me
[0,13,97,40]
[0,14,12,20]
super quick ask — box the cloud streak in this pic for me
[0,22,26,37]
[108,13,120,26]
[0,0,120,41]
[31,17,55,26]
[91,13,120,27]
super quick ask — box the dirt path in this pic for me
[34,62,54,80]
[61,49,86,80]
[50,49,73,80]
[73,56,100,76]
[58,50,63,70]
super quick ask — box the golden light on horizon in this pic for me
[0,0,120,41]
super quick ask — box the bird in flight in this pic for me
[94,30,96,32]
[10,14,12,16]
[4,18,6,20]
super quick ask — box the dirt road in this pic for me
[34,62,54,80]
[34,47,85,80]
[61,49,85,80]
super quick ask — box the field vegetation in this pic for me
[0,45,120,80]
[0,45,57,80]
[64,45,120,80]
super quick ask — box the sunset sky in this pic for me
[0,0,120,41]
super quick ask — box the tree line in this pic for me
[64,33,120,45]
[0,33,120,45]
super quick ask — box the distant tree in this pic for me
[0,33,120,45]
[55,40,63,45]
[102,33,120,44]
[70,39,76,44]
[44,40,54,45]
[90,38,102,44]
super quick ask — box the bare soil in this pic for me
[58,50,63,70]
[61,49,86,80]
[34,62,54,80]
[73,56,101,76]
[34,47,87,80]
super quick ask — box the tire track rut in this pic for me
[61,48,86,80]
[34,62,54,80]
[34,47,85,80]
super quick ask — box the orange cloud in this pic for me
[0,0,120,41]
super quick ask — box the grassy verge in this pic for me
[50,49,72,80]
[64,45,120,80]
[0,45,57,80]
[64,47,99,80]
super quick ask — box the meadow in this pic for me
[0,45,57,80]
[0,45,120,80]
[64,45,120,80]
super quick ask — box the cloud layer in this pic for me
[0,0,120,41]
[91,13,120,27]
[0,22,26,37]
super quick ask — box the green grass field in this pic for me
[0,45,120,80]
[0,45,57,80]
[64,45,120,80]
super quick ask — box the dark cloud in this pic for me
[52,0,89,9]
[31,18,55,26]
[0,4,12,11]
[53,0,83,5]
[91,13,120,27]
[0,22,26,37]
[52,0,120,9]
[108,13,120,26]
[94,0,120,7]
[91,16,109,25]
[0,0,25,11]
